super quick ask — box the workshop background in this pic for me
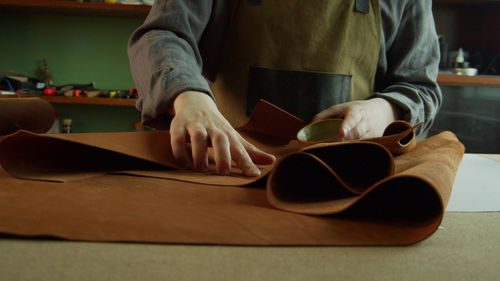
[0,9,143,132]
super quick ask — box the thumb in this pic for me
[339,110,362,140]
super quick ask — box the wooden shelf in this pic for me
[437,74,500,86]
[0,0,151,17]
[2,74,499,108]
[0,94,137,106]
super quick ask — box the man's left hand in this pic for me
[311,98,402,141]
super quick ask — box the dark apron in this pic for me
[212,0,381,125]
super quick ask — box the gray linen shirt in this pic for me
[128,0,442,134]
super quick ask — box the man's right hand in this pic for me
[169,91,276,177]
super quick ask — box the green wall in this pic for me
[0,12,145,132]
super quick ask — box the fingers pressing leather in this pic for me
[240,137,275,165]
[170,124,191,168]
[211,130,232,175]
[187,123,209,171]
[227,133,261,177]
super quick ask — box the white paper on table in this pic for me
[446,154,500,212]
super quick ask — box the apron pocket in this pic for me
[247,66,351,122]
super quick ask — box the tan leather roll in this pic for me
[0,97,55,134]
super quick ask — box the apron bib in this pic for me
[212,0,381,126]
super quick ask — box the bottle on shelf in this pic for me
[62,118,72,134]
[452,48,478,76]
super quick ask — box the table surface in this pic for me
[1,154,499,281]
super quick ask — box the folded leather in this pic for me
[267,141,394,215]
[365,121,422,155]
[267,131,463,222]
[0,100,465,246]
[0,100,303,184]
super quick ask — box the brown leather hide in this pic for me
[0,100,464,246]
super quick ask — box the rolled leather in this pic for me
[0,97,55,135]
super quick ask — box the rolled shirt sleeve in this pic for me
[128,0,214,129]
[373,0,442,134]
